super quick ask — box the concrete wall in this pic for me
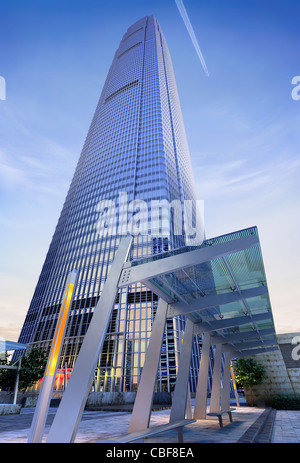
[78,391,171,409]
[0,391,37,406]
[243,332,300,406]
[85,392,136,409]
[0,390,171,408]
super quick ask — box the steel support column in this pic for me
[210,343,223,413]
[221,349,232,411]
[169,318,194,422]
[193,332,211,419]
[128,298,168,432]
[46,236,132,443]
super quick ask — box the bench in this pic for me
[207,408,235,428]
[98,418,196,443]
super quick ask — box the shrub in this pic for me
[233,357,266,388]
[273,396,300,410]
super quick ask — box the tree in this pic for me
[0,351,16,391]
[0,348,47,392]
[233,357,266,405]
[233,357,266,387]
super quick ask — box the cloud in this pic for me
[0,108,75,197]
[194,157,270,198]
[0,154,27,189]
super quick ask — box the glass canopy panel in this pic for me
[138,227,265,306]
[255,320,275,331]
[150,277,180,301]
[245,294,271,315]
[188,312,203,324]
[261,334,277,342]
[159,272,196,302]
[229,323,255,333]
[128,226,276,346]
[210,300,246,319]
[224,246,267,291]
[129,226,259,266]
[162,260,220,301]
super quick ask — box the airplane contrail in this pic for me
[175,0,209,76]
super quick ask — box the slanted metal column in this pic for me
[46,236,132,443]
[13,357,22,405]
[221,349,232,411]
[193,332,211,419]
[210,343,223,413]
[186,387,192,419]
[128,298,168,432]
[169,318,194,422]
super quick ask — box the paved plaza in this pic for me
[0,400,299,444]
[271,410,300,443]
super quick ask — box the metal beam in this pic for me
[193,333,211,419]
[118,234,259,288]
[169,319,194,422]
[210,343,223,413]
[156,276,189,305]
[46,236,133,443]
[128,298,168,432]
[210,328,276,345]
[221,350,232,412]
[167,286,268,317]
[236,346,278,357]
[0,365,18,370]
[194,311,273,334]
[233,339,277,351]
[142,280,174,303]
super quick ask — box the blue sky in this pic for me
[0,0,299,341]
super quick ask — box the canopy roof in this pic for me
[120,226,278,357]
[0,340,28,352]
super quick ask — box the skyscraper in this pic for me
[17,16,204,393]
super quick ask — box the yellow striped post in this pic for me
[230,365,240,406]
[28,270,77,443]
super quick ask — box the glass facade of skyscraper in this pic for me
[17,16,204,393]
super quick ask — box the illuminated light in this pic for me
[230,366,237,390]
[46,283,74,376]
[49,284,74,375]
[27,270,77,443]
[45,289,68,376]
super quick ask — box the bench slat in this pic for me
[207,408,235,416]
[98,418,196,443]
[206,408,235,428]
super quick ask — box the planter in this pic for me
[0,404,21,415]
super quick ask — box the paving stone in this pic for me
[0,401,299,443]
